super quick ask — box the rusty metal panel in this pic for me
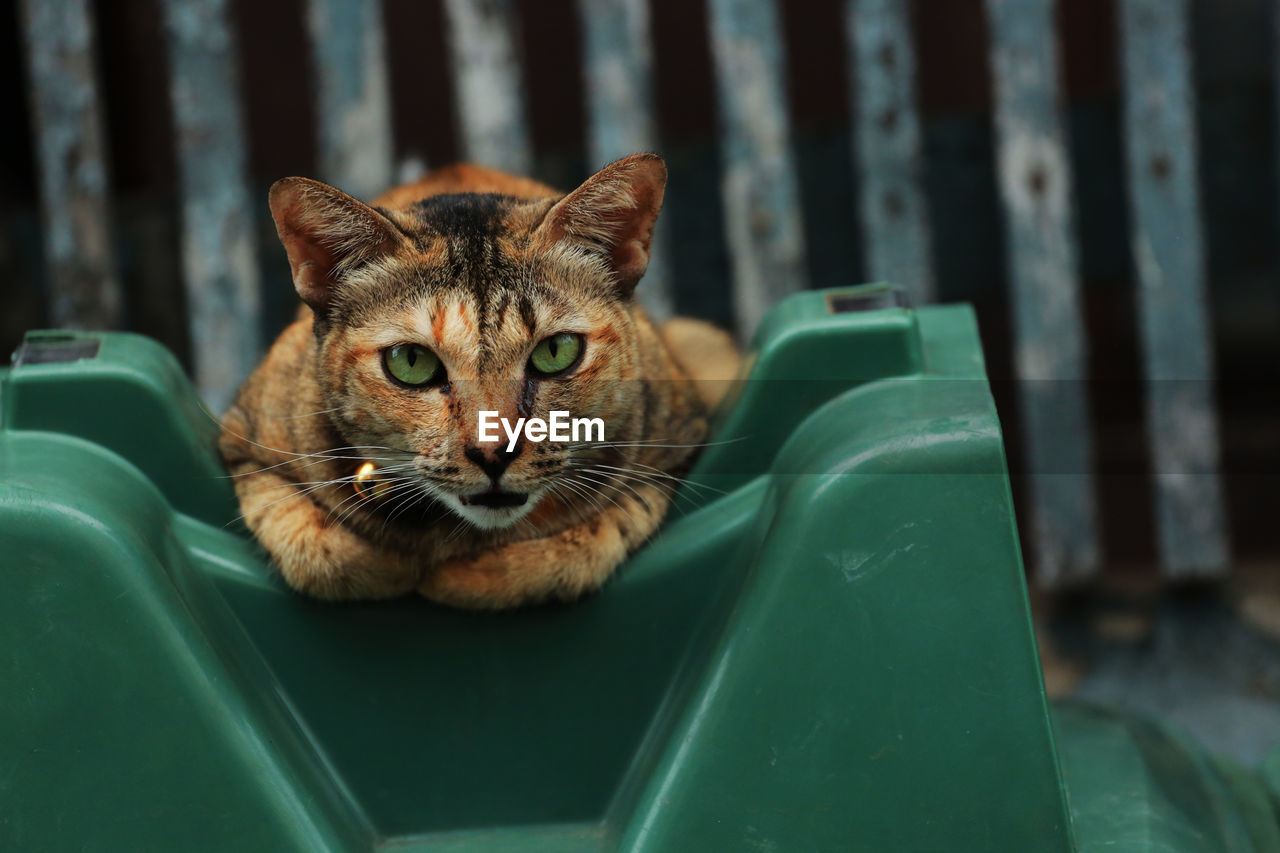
[706,0,808,336]
[1118,0,1230,577]
[577,0,673,320]
[18,0,122,330]
[161,0,263,413]
[985,0,1100,585]
[306,0,395,201]
[846,0,934,305]
[442,0,533,176]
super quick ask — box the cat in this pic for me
[219,154,740,609]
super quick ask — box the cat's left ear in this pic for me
[268,177,408,311]
[535,153,666,298]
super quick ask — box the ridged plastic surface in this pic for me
[3,286,1275,850]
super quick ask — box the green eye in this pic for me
[529,333,583,376]
[383,344,443,387]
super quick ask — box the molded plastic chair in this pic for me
[3,284,1276,851]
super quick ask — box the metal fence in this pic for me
[14,0,1255,585]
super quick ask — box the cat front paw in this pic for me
[418,558,523,610]
[419,553,600,610]
[274,543,421,602]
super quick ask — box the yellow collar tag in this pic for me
[352,461,391,501]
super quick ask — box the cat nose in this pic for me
[464,442,522,483]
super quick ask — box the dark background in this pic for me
[2,0,1277,573]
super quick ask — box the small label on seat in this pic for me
[12,336,101,366]
[827,288,909,313]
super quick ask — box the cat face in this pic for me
[268,156,665,530]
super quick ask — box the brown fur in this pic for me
[220,155,740,609]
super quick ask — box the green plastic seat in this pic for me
[3,284,1277,851]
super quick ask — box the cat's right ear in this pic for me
[268,177,406,310]
[533,153,666,298]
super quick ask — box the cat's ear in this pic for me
[535,153,666,297]
[268,177,407,310]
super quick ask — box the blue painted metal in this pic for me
[846,0,935,305]
[306,0,394,201]
[1117,0,1230,577]
[161,0,263,414]
[18,0,121,330]
[706,0,808,336]
[985,0,1100,585]
[577,0,672,320]
[441,0,533,176]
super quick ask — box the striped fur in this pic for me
[219,155,739,608]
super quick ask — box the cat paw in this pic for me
[277,551,420,602]
[418,559,521,610]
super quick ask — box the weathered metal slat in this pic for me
[577,0,673,320]
[985,0,1100,585]
[306,0,395,201]
[18,0,122,330]
[160,0,263,413]
[846,0,935,305]
[706,0,808,336]
[442,0,533,176]
[1117,0,1230,577]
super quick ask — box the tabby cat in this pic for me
[219,154,739,609]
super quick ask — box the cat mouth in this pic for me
[440,487,541,529]
[459,490,529,509]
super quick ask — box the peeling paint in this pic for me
[577,0,672,320]
[307,0,394,200]
[161,0,263,413]
[19,0,121,329]
[707,0,808,337]
[442,0,532,175]
[986,0,1099,586]
[1118,0,1229,577]
[847,0,935,304]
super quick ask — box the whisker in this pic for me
[275,406,342,420]
[569,436,745,452]
[444,514,473,543]
[224,475,358,528]
[384,480,437,527]
[575,468,674,515]
[555,475,608,517]
[611,458,724,490]
[544,480,592,523]
[577,466,705,517]
[581,463,721,505]
[325,480,395,528]
[223,446,421,479]
[565,472,646,529]
[347,476,423,526]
